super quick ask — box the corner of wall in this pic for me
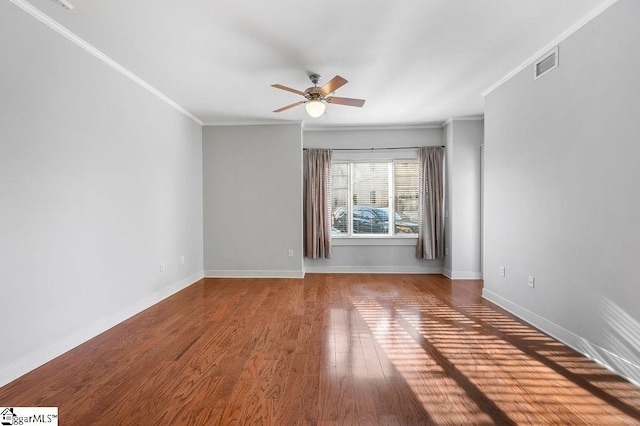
[0,273,204,388]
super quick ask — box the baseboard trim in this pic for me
[204,270,305,279]
[482,288,640,387]
[442,268,482,280]
[303,266,443,274]
[0,271,204,388]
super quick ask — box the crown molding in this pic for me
[9,0,203,126]
[203,120,303,127]
[442,115,485,126]
[481,0,619,97]
[303,122,443,132]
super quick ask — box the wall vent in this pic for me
[534,47,559,80]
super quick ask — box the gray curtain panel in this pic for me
[417,146,445,259]
[304,149,332,259]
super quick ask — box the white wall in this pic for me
[483,0,640,384]
[202,124,304,277]
[0,2,204,386]
[443,119,483,279]
[304,127,444,273]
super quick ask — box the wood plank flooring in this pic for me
[1,274,640,425]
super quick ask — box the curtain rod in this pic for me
[303,146,444,151]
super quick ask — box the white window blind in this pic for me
[331,159,419,237]
[394,161,419,233]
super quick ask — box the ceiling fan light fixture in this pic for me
[272,74,363,116]
[305,100,326,118]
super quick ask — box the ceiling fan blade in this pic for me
[326,96,365,107]
[320,75,348,96]
[271,84,305,96]
[273,101,305,113]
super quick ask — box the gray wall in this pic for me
[444,120,483,279]
[483,0,640,384]
[0,2,204,386]
[203,124,304,277]
[304,127,444,273]
[444,124,454,274]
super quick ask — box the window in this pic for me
[331,160,419,237]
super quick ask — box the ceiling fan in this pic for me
[272,74,365,118]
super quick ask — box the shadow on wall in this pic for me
[578,299,640,386]
[351,288,640,424]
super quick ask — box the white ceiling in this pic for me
[22,0,611,127]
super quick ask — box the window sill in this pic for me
[331,236,418,246]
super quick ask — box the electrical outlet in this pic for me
[499,266,505,277]
[445,247,449,256]
[180,256,185,265]
[160,262,165,273]
[528,276,535,288]
[288,250,294,257]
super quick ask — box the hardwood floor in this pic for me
[1,274,639,425]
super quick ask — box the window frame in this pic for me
[330,149,419,240]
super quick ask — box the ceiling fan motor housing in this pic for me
[304,87,323,102]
